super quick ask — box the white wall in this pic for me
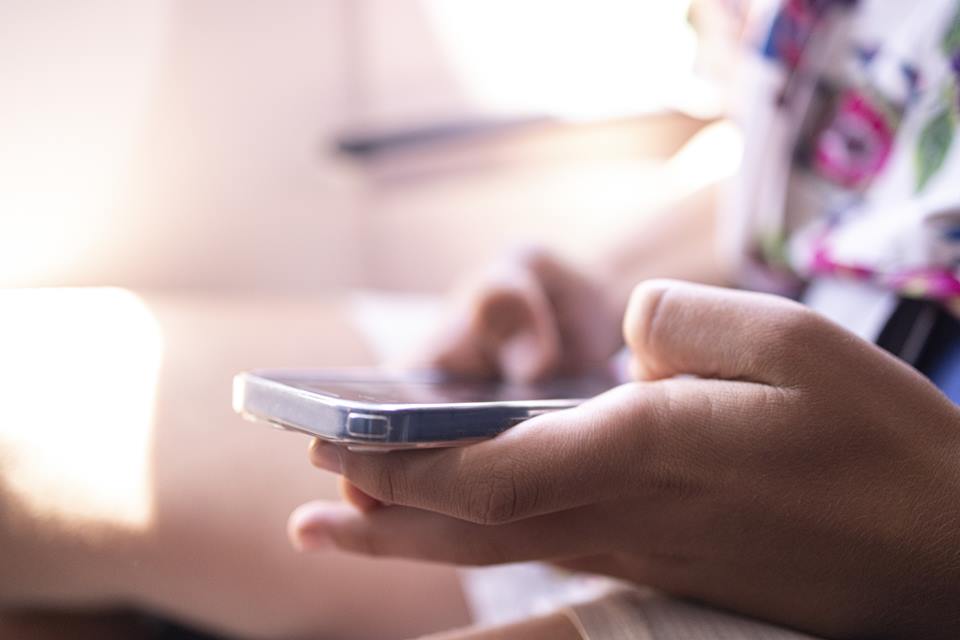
[0,1,172,286]
[0,0,470,293]
[0,1,705,294]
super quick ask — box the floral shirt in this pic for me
[727,0,960,311]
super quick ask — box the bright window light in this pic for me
[0,288,163,531]
[423,0,701,120]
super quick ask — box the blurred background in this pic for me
[0,0,739,295]
[0,3,746,637]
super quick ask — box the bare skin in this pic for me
[419,611,581,640]
[292,281,960,639]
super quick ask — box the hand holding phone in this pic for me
[233,368,617,450]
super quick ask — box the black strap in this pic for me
[875,298,940,366]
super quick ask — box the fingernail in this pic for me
[288,504,333,552]
[310,440,343,474]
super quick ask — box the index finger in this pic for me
[425,264,562,384]
[309,378,781,524]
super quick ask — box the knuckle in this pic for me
[342,453,404,505]
[774,304,825,341]
[463,462,526,525]
[374,463,401,505]
[764,305,827,361]
[484,475,520,525]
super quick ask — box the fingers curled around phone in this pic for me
[305,378,770,527]
[288,500,610,564]
[306,386,659,525]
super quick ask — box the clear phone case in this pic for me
[233,369,615,450]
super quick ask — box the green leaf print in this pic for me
[759,231,790,268]
[916,107,955,192]
[944,2,960,54]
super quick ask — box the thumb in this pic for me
[623,279,820,386]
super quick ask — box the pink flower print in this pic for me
[814,90,894,189]
[952,51,960,111]
[888,268,960,300]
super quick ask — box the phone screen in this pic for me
[271,372,617,405]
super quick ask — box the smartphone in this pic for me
[233,368,617,450]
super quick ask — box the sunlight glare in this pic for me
[0,2,169,286]
[0,288,162,532]
[423,0,699,120]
